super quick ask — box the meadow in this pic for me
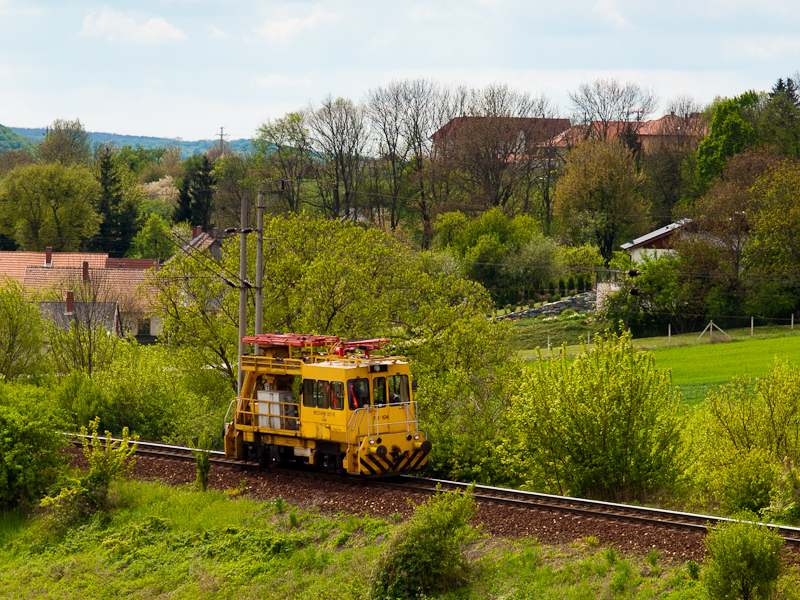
[512,317,800,406]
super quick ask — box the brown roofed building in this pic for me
[0,248,108,283]
[24,264,162,342]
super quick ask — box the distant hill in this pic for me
[0,124,34,151]
[7,127,252,156]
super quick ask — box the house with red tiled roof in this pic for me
[0,248,108,283]
[431,116,571,145]
[550,113,706,152]
[24,262,162,342]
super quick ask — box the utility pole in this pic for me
[255,192,265,355]
[237,186,248,395]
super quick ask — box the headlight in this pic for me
[414,433,420,440]
[369,438,375,445]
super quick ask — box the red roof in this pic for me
[431,116,571,141]
[0,251,108,283]
[22,266,157,312]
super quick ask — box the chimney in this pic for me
[82,261,89,283]
[45,247,52,267]
[193,225,202,238]
[66,291,74,315]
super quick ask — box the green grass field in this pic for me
[513,318,800,407]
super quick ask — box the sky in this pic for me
[2,0,800,141]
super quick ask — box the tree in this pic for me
[252,112,313,213]
[696,92,762,191]
[0,163,101,251]
[761,76,800,159]
[45,270,121,376]
[747,158,800,279]
[554,139,649,262]
[90,144,142,257]
[0,278,44,379]
[38,118,91,166]
[127,213,174,261]
[172,154,215,229]
[149,214,510,390]
[503,331,684,501]
[569,78,658,141]
[435,85,561,215]
[702,519,783,600]
[212,153,259,229]
[641,95,704,223]
[306,96,368,220]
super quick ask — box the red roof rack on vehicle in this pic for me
[241,333,340,347]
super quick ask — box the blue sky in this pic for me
[2,0,799,141]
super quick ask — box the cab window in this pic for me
[388,374,410,404]
[302,379,315,407]
[348,378,370,409]
[373,376,387,405]
[329,381,344,411]
[316,380,330,409]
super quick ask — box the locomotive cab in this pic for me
[223,334,431,476]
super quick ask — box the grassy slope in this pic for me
[0,479,706,599]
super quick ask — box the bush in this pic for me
[0,389,66,508]
[40,417,137,526]
[503,330,684,501]
[370,488,480,599]
[703,518,784,600]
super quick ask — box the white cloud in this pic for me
[254,4,337,44]
[80,8,187,44]
[592,0,630,29]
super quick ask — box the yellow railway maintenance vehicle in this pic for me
[223,333,431,476]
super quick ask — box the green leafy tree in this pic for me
[149,214,510,392]
[503,330,684,501]
[0,278,44,379]
[702,519,783,600]
[0,162,101,250]
[252,112,313,213]
[126,213,174,261]
[554,139,649,262]
[38,118,91,166]
[696,92,761,191]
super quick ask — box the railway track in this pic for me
[68,434,800,548]
[383,476,800,546]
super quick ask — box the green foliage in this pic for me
[370,488,480,599]
[504,330,684,501]
[173,154,215,230]
[38,118,92,166]
[416,359,522,483]
[126,213,174,260]
[0,162,101,251]
[554,139,649,261]
[0,124,33,151]
[702,519,784,600]
[40,418,137,527]
[0,278,44,380]
[696,92,762,191]
[0,387,66,508]
[689,362,800,515]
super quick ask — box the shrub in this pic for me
[718,448,778,515]
[40,418,137,527]
[192,429,212,492]
[702,519,784,600]
[370,488,480,599]
[0,390,66,508]
[503,330,684,501]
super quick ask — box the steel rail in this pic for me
[66,434,800,546]
[392,476,800,545]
